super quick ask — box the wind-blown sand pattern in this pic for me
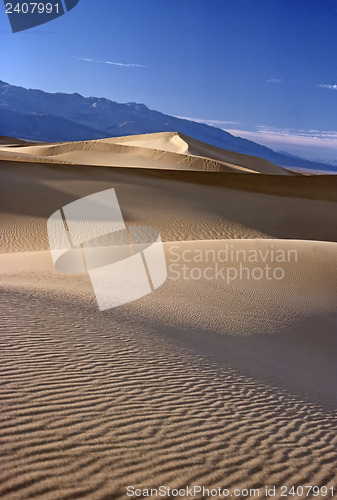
[0,133,336,499]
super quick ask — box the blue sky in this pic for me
[1,0,337,160]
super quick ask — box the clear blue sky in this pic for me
[1,0,337,160]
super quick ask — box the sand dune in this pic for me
[0,136,36,146]
[1,133,336,499]
[112,132,292,175]
[0,159,336,254]
[1,239,336,399]
[0,131,292,174]
[1,240,337,499]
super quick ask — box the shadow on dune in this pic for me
[1,161,337,244]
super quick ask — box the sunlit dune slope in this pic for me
[0,131,292,174]
[112,132,292,175]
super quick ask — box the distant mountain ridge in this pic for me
[0,80,332,171]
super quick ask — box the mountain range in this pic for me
[0,80,332,171]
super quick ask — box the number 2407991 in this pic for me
[6,3,60,14]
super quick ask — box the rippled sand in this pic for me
[0,134,336,499]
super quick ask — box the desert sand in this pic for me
[0,132,292,174]
[0,133,336,500]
